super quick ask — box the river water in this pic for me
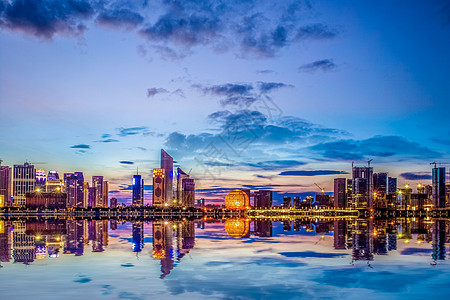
[0,218,449,299]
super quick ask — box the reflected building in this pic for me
[349,220,374,261]
[254,220,272,237]
[0,221,12,262]
[225,218,250,238]
[333,220,347,250]
[90,220,108,252]
[283,220,291,231]
[432,220,446,261]
[132,221,144,252]
[13,221,35,264]
[152,220,196,279]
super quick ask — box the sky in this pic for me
[1,0,450,204]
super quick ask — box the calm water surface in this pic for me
[0,218,449,299]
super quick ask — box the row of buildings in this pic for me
[332,164,449,209]
[0,162,111,209]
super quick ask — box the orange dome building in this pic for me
[224,189,250,210]
[225,218,250,238]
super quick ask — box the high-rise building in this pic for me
[432,167,446,208]
[110,197,118,209]
[334,178,347,208]
[254,190,272,208]
[132,174,144,206]
[153,169,165,207]
[64,173,78,208]
[83,182,89,208]
[47,170,59,180]
[92,176,108,208]
[176,168,195,208]
[373,173,388,196]
[293,196,301,209]
[352,166,373,208]
[161,149,173,205]
[74,172,84,208]
[46,177,64,193]
[35,169,46,190]
[182,178,195,208]
[13,163,35,207]
[88,187,96,208]
[0,166,12,207]
[388,177,397,195]
[283,196,291,208]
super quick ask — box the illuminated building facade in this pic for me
[334,178,347,208]
[388,177,397,195]
[373,173,388,196]
[283,196,291,208]
[25,192,67,209]
[132,174,144,206]
[352,166,373,208]
[225,190,250,209]
[13,163,35,207]
[225,218,250,238]
[432,167,446,208]
[0,166,12,207]
[35,169,46,189]
[181,178,195,208]
[92,176,108,208]
[254,190,272,208]
[161,149,173,205]
[64,173,78,208]
[152,169,165,207]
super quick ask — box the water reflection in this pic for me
[0,217,449,270]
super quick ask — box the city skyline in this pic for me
[1,1,450,204]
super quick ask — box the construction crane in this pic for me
[314,183,325,195]
[430,162,446,168]
[367,159,373,167]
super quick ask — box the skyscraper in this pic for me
[64,173,78,208]
[432,167,446,208]
[254,190,272,208]
[283,196,291,208]
[161,149,173,205]
[132,174,144,206]
[373,173,388,196]
[0,166,12,207]
[176,168,195,208]
[74,172,84,208]
[92,176,108,208]
[153,169,165,207]
[334,178,347,208]
[35,169,46,190]
[352,166,373,208]
[13,163,35,207]
[388,177,397,195]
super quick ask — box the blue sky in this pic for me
[1,0,449,204]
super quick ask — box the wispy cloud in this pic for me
[70,144,90,149]
[298,59,337,72]
[117,126,150,137]
[119,161,134,165]
[279,170,348,176]
[400,172,432,180]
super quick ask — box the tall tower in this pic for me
[132,174,144,206]
[74,172,84,208]
[152,169,165,207]
[334,178,347,208]
[64,173,78,208]
[92,176,104,208]
[432,167,446,208]
[161,149,173,206]
[352,165,373,208]
[13,163,35,207]
[0,166,12,207]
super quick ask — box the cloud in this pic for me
[119,161,134,165]
[310,135,441,161]
[117,126,149,136]
[96,9,144,29]
[102,134,111,138]
[430,137,450,146]
[147,87,169,97]
[298,59,336,72]
[0,1,337,60]
[96,138,119,143]
[247,160,306,170]
[279,170,348,176]
[70,144,90,149]
[256,69,275,74]
[0,0,94,39]
[400,172,432,181]
[257,82,293,93]
[194,81,292,107]
[295,23,337,40]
